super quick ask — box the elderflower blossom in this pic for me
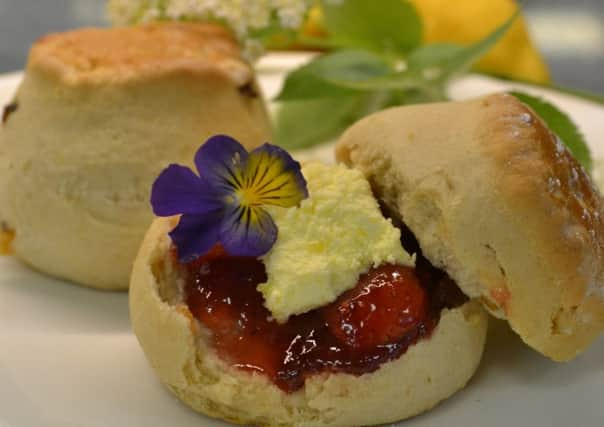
[107,0,313,58]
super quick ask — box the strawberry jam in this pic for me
[183,244,467,393]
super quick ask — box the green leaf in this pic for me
[273,7,521,152]
[324,72,448,102]
[409,11,518,81]
[274,97,363,149]
[406,43,465,68]
[321,68,421,90]
[276,50,390,101]
[274,93,392,150]
[510,91,592,171]
[314,12,518,98]
[321,0,422,55]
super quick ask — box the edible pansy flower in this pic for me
[151,135,308,261]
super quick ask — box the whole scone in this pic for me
[336,93,604,361]
[0,23,271,290]
[130,216,488,427]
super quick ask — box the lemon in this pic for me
[411,0,550,83]
[301,0,550,84]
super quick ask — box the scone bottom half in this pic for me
[336,93,604,362]
[130,138,487,427]
[131,223,486,427]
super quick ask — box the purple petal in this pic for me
[169,212,222,262]
[219,204,277,257]
[151,164,223,216]
[194,135,249,194]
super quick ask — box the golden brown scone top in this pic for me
[28,23,252,85]
[336,93,604,361]
[484,94,601,242]
[482,93,604,303]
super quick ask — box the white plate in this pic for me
[1,53,603,427]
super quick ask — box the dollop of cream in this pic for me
[258,162,413,323]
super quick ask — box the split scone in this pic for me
[0,23,271,290]
[129,93,604,427]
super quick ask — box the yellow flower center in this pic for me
[236,187,263,207]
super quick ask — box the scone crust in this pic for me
[336,93,604,361]
[130,217,488,427]
[29,22,253,86]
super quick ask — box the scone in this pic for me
[131,216,486,427]
[336,92,604,362]
[130,135,488,426]
[0,23,271,290]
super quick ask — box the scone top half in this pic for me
[336,93,604,361]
